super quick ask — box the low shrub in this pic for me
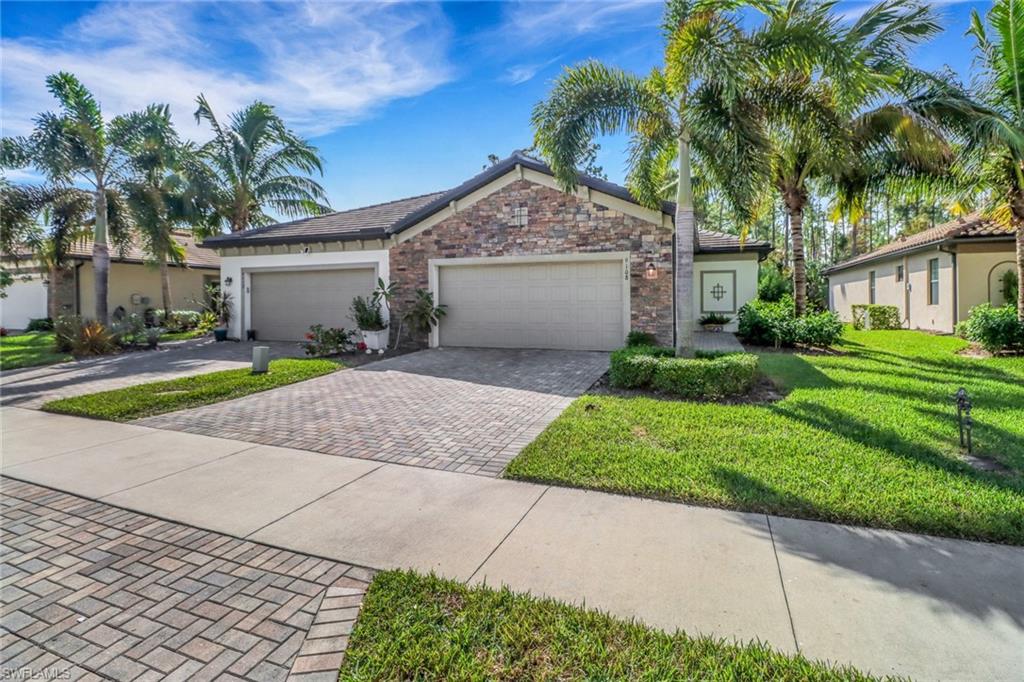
[956,304,1024,353]
[625,330,658,347]
[72,321,116,356]
[737,295,842,348]
[26,317,53,332]
[152,309,202,332]
[757,265,792,302]
[609,345,674,387]
[851,304,901,330]
[609,345,757,398]
[109,313,146,348]
[304,324,357,356]
[53,315,83,352]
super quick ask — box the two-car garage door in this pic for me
[438,260,626,351]
[250,268,375,341]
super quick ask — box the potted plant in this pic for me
[699,312,731,332]
[206,286,232,342]
[351,294,388,352]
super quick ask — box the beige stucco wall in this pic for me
[829,242,1015,333]
[693,254,760,332]
[956,243,1017,321]
[78,262,216,318]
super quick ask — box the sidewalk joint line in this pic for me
[766,514,800,654]
[243,462,387,539]
[1,430,154,470]
[96,443,262,500]
[466,485,550,585]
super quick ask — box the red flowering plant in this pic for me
[303,324,356,357]
[356,341,367,351]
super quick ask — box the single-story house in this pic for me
[201,152,771,351]
[825,214,1017,332]
[1,232,220,329]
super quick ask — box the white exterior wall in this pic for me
[693,254,760,332]
[218,248,390,339]
[1,275,48,329]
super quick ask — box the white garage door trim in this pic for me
[428,252,630,349]
[241,262,382,340]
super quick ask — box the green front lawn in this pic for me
[0,332,70,370]
[507,329,1024,545]
[42,358,340,421]
[339,570,886,681]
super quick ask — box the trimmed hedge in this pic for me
[851,304,901,330]
[609,345,758,398]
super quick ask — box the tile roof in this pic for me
[4,232,220,269]
[824,214,1015,274]
[201,191,447,247]
[200,151,771,255]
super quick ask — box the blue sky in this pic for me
[1,1,992,212]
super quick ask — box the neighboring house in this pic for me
[825,214,1017,333]
[1,232,220,329]
[201,152,770,351]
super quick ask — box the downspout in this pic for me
[902,255,910,328]
[938,244,958,328]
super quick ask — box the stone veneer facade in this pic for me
[389,179,674,345]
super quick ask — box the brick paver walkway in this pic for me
[0,478,372,682]
[138,348,609,477]
[1,340,303,409]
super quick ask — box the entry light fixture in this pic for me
[644,262,658,280]
[224,276,234,286]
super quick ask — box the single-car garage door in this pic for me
[250,268,375,341]
[438,259,626,351]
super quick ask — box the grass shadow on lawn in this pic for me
[714,467,1024,628]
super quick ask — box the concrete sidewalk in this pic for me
[2,407,1021,681]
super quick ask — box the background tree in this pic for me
[193,95,330,232]
[3,73,151,324]
[115,104,201,320]
[533,0,790,353]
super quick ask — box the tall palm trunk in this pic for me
[675,131,695,355]
[159,257,172,321]
[787,200,808,315]
[93,188,109,324]
[48,264,61,321]
[850,217,860,257]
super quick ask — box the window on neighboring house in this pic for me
[896,264,904,282]
[512,206,528,227]
[869,271,876,304]
[928,258,940,305]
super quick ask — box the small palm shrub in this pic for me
[403,289,446,338]
[351,295,387,331]
[72,321,115,356]
[956,304,1024,353]
[625,330,658,347]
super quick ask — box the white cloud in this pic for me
[498,0,661,47]
[1,1,454,141]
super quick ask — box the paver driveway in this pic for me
[0,339,303,409]
[138,348,609,476]
[0,478,372,682]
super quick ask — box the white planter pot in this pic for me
[361,329,389,351]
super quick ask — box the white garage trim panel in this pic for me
[248,266,376,341]
[430,253,630,351]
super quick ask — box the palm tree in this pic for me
[950,0,1024,319]
[533,0,794,353]
[764,0,943,314]
[115,105,200,320]
[2,73,132,324]
[1,182,97,319]
[192,95,331,232]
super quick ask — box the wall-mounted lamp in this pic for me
[644,262,658,280]
[224,276,233,286]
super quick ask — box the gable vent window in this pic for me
[512,206,528,227]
